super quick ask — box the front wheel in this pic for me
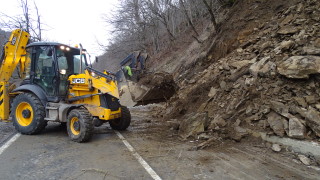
[11,93,47,134]
[109,106,131,130]
[67,108,93,143]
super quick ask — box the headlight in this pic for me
[60,69,66,75]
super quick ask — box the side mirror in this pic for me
[95,56,98,63]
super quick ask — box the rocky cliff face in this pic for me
[157,0,320,143]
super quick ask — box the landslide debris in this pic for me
[155,0,320,146]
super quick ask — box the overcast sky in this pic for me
[0,0,118,56]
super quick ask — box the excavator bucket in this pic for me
[116,70,177,107]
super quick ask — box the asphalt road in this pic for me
[0,107,319,180]
[0,124,152,180]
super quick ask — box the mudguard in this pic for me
[12,84,48,106]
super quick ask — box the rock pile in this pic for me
[162,0,320,143]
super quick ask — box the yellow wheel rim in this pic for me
[70,117,80,135]
[15,102,33,127]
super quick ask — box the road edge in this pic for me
[0,133,20,155]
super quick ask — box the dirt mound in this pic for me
[156,0,320,144]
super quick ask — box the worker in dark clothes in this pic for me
[136,52,148,71]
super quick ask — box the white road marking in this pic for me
[115,130,162,180]
[0,133,20,155]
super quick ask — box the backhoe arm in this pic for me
[0,29,30,120]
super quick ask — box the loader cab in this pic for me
[24,42,87,102]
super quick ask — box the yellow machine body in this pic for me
[68,70,121,121]
[0,29,131,142]
[0,29,30,120]
[0,29,122,123]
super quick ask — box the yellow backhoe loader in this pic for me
[0,29,131,142]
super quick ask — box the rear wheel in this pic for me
[67,108,93,143]
[109,106,131,130]
[12,93,47,134]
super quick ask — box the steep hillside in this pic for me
[153,0,320,144]
[96,0,320,145]
[94,0,230,73]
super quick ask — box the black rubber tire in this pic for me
[11,93,47,134]
[109,106,131,130]
[67,108,93,143]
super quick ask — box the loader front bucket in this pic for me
[115,70,177,107]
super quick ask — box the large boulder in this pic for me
[208,115,227,130]
[277,56,320,79]
[270,100,289,115]
[229,60,251,69]
[288,116,306,139]
[277,26,300,35]
[294,107,320,137]
[274,40,295,54]
[249,56,276,77]
[178,113,208,139]
[267,111,287,137]
[208,87,218,98]
[303,46,320,56]
[230,126,249,141]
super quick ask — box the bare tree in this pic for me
[99,0,228,69]
[179,0,203,43]
[20,0,30,32]
[201,0,219,31]
[146,0,176,40]
[32,1,42,41]
[0,0,44,41]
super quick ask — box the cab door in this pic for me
[31,45,57,97]
[56,47,86,98]
[56,48,70,97]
